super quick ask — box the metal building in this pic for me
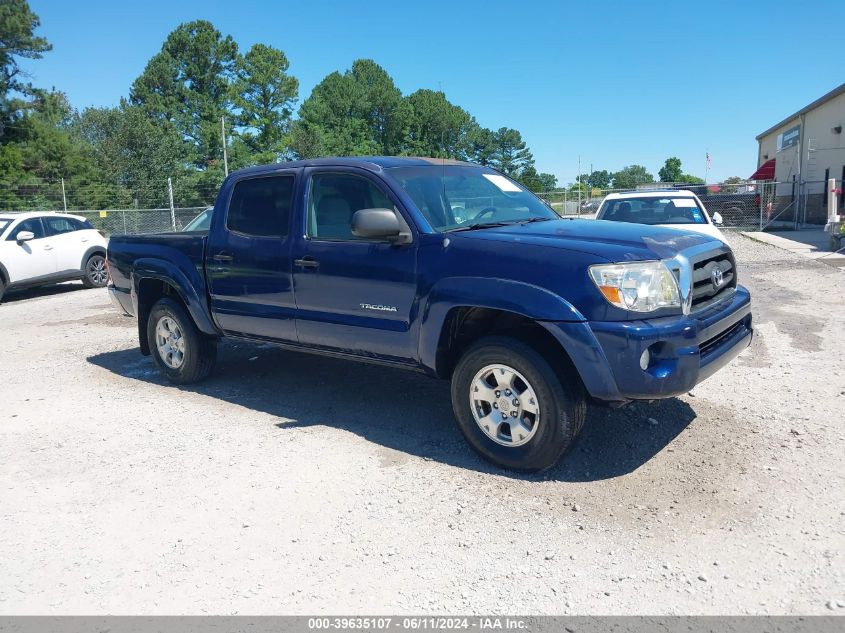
[753,83,845,225]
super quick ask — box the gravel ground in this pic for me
[0,234,843,615]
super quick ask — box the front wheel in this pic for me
[82,253,108,288]
[450,336,586,472]
[147,297,216,384]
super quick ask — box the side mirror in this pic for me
[712,212,723,225]
[15,231,35,243]
[352,208,410,243]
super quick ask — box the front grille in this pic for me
[689,251,736,311]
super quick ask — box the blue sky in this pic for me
[26,0,845,184]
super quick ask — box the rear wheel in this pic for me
[147,297,216,384]
[450,336,586,472]
[82,253,108,288]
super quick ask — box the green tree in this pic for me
[73,104,189,207]
[291,59,407,158]
[680,173,705,184]
[658,156,683,182]
[720,175,744,193]
[0,89,108,210]
[403,89,471,158]
[466,124,496,166]
[583,169,611,189]
[0,0,50,108]
[232,43,298,162]
[517,166,557,193]
[129,20,238,168]
[612,165,654,189]
[490,127,533,177]
[538,172,557,191]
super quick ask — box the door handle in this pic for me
[43,245,53,251]
[212,252,234,263]
[294,257,319,269]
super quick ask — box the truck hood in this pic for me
[453,218,719,261]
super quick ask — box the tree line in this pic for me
[0,3,557,211]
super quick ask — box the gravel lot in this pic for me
[0,234,843,615]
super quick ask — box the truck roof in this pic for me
[232,156,478,178]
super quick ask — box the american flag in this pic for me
[706,152,712,168]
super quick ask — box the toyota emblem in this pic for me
[711,265,724,289]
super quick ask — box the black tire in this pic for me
[450,336,587,472]
[0,277,5,304]
[147,297,216,384]
[82,253,108,288]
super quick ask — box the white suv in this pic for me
[595,189,728,243]
[0,212,109,303]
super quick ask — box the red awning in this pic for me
[749,158,776,181]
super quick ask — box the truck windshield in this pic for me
[387,165,557,231]
[599,197,708,225]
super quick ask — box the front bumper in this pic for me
[543,285,752,403]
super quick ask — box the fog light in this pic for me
[639,349,650,371]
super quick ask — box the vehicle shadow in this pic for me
[87,341,697,482]
[1,282,87,304]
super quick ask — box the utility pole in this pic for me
[60,177,67,213]
[167,177,176,231]
[577,155,582,216]
[221,116,229,177]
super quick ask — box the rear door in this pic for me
[291,169,418,361]
[1,218,57,283]
[206,171,298,341]
[42,216,91,273]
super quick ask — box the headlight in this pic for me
[589,261,681,312]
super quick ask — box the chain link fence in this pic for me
[72,207,208,235]
[0,176,218,235]
[1,175,838,235]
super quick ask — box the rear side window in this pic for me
[227,175,294,237]
[7,218,45,240]
[44,216,85,235]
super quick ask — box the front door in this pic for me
[206,172,298,341]
[1,218,57,284]
[291,170,418,362]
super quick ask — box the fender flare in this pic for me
[79,245,106,271]
[417,276,586,374]
[130,258,218,336]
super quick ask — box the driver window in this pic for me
[8,218,45,241]
[308,173,394,241]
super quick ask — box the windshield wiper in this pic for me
[447,221,515,233]
[518,216,554,224]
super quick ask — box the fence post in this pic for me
[167,178,176,231]
[61,177,67,213]
[122,210,127,235]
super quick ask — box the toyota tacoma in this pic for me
[107,157,752,471]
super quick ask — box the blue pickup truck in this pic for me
[107,157,752,471]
